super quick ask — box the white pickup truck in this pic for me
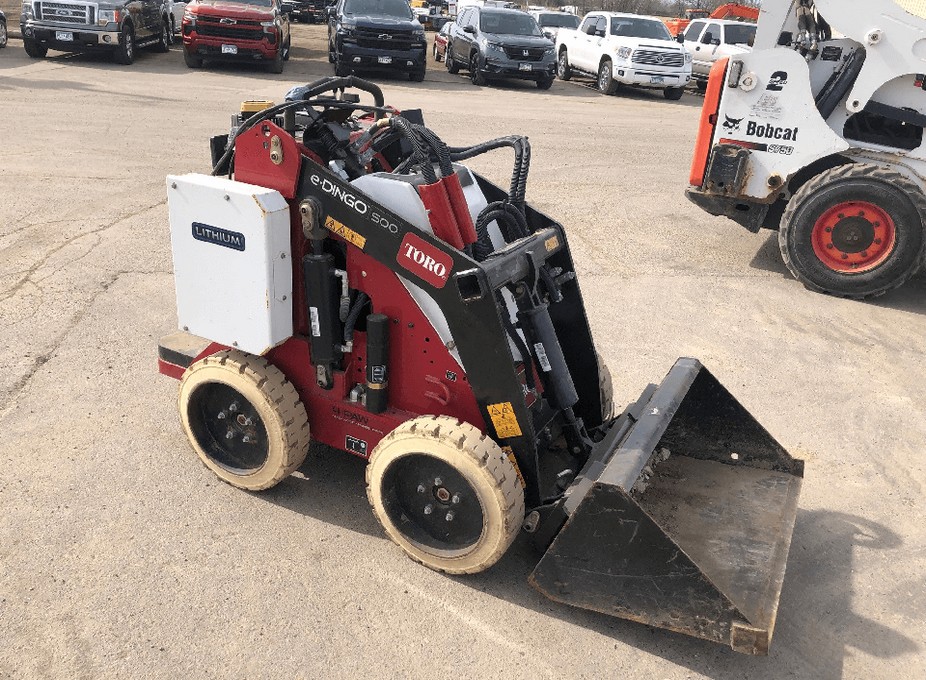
[555,12,692,100]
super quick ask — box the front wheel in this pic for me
[433,43,442,62]
[154,18,170,53]
[597,59,618,95]
[179,350,310,491]
[183,48,202,68]
[0,21,8,48]
[663,86,684,100]
[113,25,135,65]
[24,38,48,58]
[556,49,571,80]
[267,48,285,74]
[537,75,554,90]
[446,43,460,73]
[470,52,486,86]
[367,416,524,575]
[778,164,926,298]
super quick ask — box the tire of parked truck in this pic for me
[537,75,554,90]
[597,59,618,95]
[24,38,47,58]
[446,47,460,73]
[556,49,572,81]
[696,79,707,92]
[282,36,291,61]
[154,18,170,53]
[334,59,351,76]
[0,20,8,48]
[184,48,203,68]
[664,86,684,100]
[409,67,426,82]
[113,23,135,65]
[267,47,284,74]
[433,43,442,62]
[470,52,487,86]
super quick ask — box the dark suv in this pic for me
[328,0,427,81]
[446,6,554,89]
[282,0,326,23]
[20,0,171,64]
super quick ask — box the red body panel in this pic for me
[235,122,302,200]
[689,58,729,188]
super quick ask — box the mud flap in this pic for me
[529,358,803,655]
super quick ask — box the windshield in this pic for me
[343,0,414,19]
[537,13,580,29]
[480,11,542,36]
[610,18,672,41]
[725,24,756,45]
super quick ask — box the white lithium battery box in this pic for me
[167,174,293,355]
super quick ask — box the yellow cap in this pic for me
[240,100,275,114]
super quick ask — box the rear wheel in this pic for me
[779,164,926,298]
[663,86,684,100]
[556,49,571,80]
[696,79,707,92]
[183,48,203,68]
[598,59,617,95]
[433,43,442,62]
[23,38,47,58]
[179,350,310,491]
[367,416,524,575]
[113,24,135,65]
[154,18,170,53]
[470,52,486,86]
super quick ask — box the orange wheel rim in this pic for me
[810,201,896,273]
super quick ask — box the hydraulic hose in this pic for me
[343,292,370,344]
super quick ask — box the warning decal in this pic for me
[324,216,367,250]
[487,402,523,439]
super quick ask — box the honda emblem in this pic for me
[522,49,529,56]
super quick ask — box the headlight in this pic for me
[685,52,692,63]
[97,9,121,25]
[260,20,276,27]
[182,9,196,24]
[617,46,632,60]
[543,46,554,55]
[485,40,503,52]
[21,2,34,20]
[340,22,356,37]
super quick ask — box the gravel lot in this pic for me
[1,23,925,679]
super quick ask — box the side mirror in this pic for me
[594,29,605,38]
[701,32,713,44]
[711,38,721,46]
[463,25,476,34]
[676,33,684,43]
[326,7,335,18]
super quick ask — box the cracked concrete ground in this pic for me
[1,24,925,680]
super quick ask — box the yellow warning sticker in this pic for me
[487,401,522,439]
[501,446,527,489]
[544,236,559,252]
[325,216,367,250]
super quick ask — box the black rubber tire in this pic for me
[556,49,571,80]
[779,163,926,299]
[169,15,176,44]
[113,24,135,65]
[663,86,684,100]
[536,75,553,90]
[366,416,524,575]
[334,59,351,76]
[597,352,615,422]
[179,350,310,491]
[598,59,618,95]
[24,38,47,58]
[433,43,442,62]
[409,67,425,82]
[328,41,335,63]
[183,48,202,68]
[154,18,170,53]
[282,37,291,61]
[470,52,486,86]
[696,79,707,92]
[0,21,8,49]
[267,49,284,73]
[446,43,460,73]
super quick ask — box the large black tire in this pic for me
[779,163,926,299]
[267,47,284,73]
[282,36,291,61]
[366,416,524,575]
[556,49,571,81]
[446,43,460,73]
[470,52,487,86]
[178,350,310,491]
[0,21,8,49]
[409,67,425,82]
[113,24,135,65]
[663,86,684,100]
[24,38,47,58]
[433,42,442,62]
[696,79,707,92]
[154,18,170,53]
[183,48,202,68]
[597,59,618,95]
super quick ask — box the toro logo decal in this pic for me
[397,233,452,289]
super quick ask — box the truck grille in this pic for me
[502,46,547,62]
[355,27,416,50]
[37,1,94,25]
[632,50,685,68]
[197,18,264,41]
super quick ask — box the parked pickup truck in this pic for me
[555,11,691,100]
[681,18,755,90]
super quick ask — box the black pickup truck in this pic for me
[20,0,171,64]
[282,0,326,23]
[328,0,427,81]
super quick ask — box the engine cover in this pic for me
[166,174,293,355]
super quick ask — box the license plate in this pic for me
[56,31,73,41]
[519,63,532,71]
[222,44,238,55]
[650,76,665,84]
[378,55,392,64]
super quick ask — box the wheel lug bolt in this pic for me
[225,430,235,440]
[825,227,832,233]
[874,221,880,227]
[242,435,251,443]
[842,254,849,259]
[858,211,865,217]
[417,484,427,493]
[875,238,882,244]
[826,244,834,249]
[424,504,433,515]
[861,251,868,258]
[451,494,461,504]
[445,511,455,522]
[228,402,238,412]
[434,477,443,486]
[217,411,226,419]
[837,213,844,219]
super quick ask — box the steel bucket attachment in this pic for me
[530,359,803,655]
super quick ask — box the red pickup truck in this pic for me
[182,0,291,73]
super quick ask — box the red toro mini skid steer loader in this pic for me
[158,77,804,655]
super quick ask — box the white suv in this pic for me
[682,18,756,89]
